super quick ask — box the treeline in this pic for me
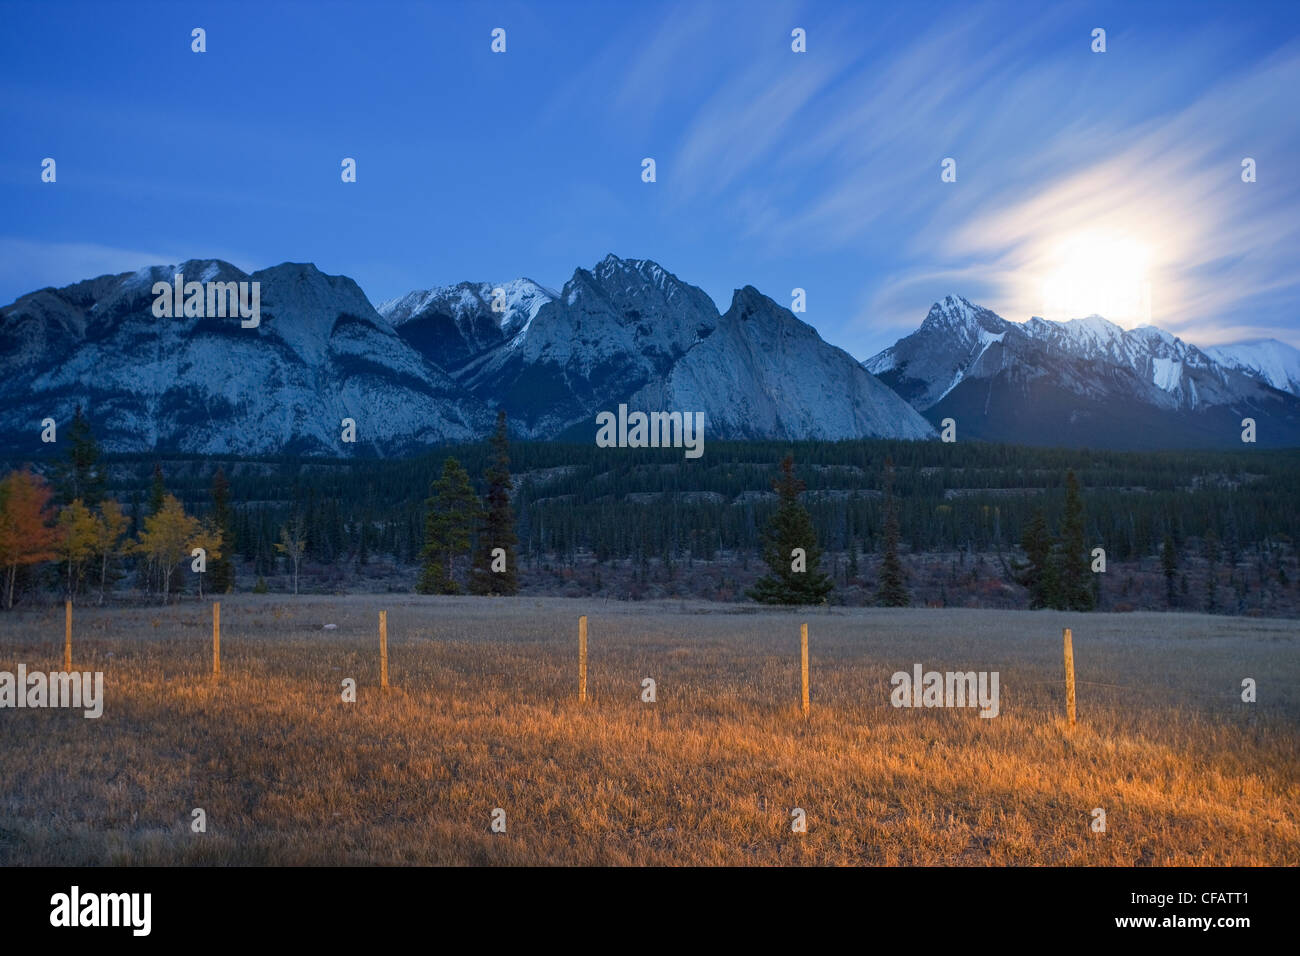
[0,408,522,607]
[59,438,1299,565]
[3,416,1297,608]
[0,409,230,607]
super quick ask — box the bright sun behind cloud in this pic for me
[1039,232,1153,328]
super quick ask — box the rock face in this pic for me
[0,260,492,457]
[865,295,1300,449]
[626,285,934,441]
[0,255,934,455]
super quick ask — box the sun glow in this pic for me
[1040,232,1152,327]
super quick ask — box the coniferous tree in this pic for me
[1204,529,1220,613]
[469,410,519,595]
[875,458,910,607]
[748,455,833,605]
[1161,533,1179,607]
[147,463,166,515]
[54,406,106,508]
[1013,508,1055,608]
[1053,470,1094,611]
[356,514,370,567]
[417,457,481,595]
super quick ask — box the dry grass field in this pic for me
[0,595,1296,866]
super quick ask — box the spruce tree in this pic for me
[1013,508,1055,608]
[875,458,909,607]
[148,463,166,515]
[1204,529,1220,613]
[1053,470,1094,611]
[1161,533,1178,607]
[417,457,481,595]
[469,410,519,595]
[55,405,106,508]
[747,455,833,605]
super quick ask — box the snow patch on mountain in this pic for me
[1152,357,1182,392]
[862,293,1300,448]
[1207,338,1300,396]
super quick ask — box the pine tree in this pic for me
[148,463,166,515]
[54,406,106,508]
[469,410,519,595]
[875,458,910,607]
[417,457,481,595]
[747,455,833,605]
[1013,508,1055,608]
[208,468,235,593]
[1053,470,1094,611]
[0,470,61,609]
[1161,533,1178,607]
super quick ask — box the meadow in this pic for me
[0,596,1296,866]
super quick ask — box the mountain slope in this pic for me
[866,296,1300,449]
[376,278,556,374]
[1206,338,1300,397]
[630,286,934,440]
[0,260,492,455]
[450,256,721,438]
[1,255,938,455]
[385,255,929,443]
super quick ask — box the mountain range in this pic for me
[1,257,1297,455]
[0,255,932,455]
[864,295,1300,449]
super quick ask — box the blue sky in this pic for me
[3,0,1298,358]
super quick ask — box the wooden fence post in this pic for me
[212,601,221,679]
[64,600,72,671]
[578,615,588,703]
[800,622,810,718]
[380,610,389,690]
[1063,627,1076,727]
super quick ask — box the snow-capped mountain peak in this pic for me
[864,295,1300,449]
[1206,338,1300,397]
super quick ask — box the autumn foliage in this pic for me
[0,470,61,609]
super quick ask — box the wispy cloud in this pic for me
[629,3,1300,350]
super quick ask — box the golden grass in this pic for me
[1,596,1296,865]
